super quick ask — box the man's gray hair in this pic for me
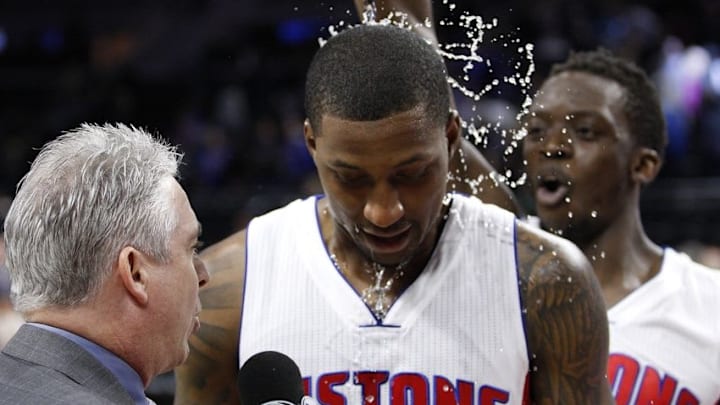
[3,123,183,313]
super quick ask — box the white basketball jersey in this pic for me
[607,248,720,405]
[240,194,530,404]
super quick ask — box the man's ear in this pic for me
[304,119,317,159]
[446,110,462,157]
[631,146,662,185]
[117,246,149,306]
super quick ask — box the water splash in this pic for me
[321,3,536,189]
[360,0,376,24]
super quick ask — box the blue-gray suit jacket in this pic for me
[0,324,135,404]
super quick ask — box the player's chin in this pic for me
[538,214,570,236]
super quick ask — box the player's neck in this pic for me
[317,199,441,319]
[582,207,663,308]
[326,221,431,297]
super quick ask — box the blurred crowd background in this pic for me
[0,0,719,250]
[1,0,719,401]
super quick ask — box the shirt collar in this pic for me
[29,322,149,405]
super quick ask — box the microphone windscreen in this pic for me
[237,351,305,405]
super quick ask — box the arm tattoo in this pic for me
[517,226,611,404]
[174,236,246,405]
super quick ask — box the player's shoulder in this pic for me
[514,223,611,402]
[666,247,720,293]
[195,229,248,317]
[201,228,246,267]
[515,220,594,285]
[247,196,316,227]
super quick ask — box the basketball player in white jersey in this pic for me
[523,49,720,404]
[173,23,613,404]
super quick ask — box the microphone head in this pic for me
[238,351,305,405]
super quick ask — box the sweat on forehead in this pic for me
[304,24,450,132]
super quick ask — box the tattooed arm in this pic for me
[352,0,524,215]
[174,231,246,405]
[516,221,613,404]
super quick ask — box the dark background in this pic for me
[1,0,719,249]
[1,1,719,401]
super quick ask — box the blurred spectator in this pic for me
[194,125,234,187]
[280,112,315,185]
[0,0,718,248]
[244,113,286,185]
[0,236,24,349]
[678,240,720,269]
[0,195,23,349]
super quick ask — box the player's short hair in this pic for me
[305,24,450,132]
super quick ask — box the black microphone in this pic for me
[237,351,316,405]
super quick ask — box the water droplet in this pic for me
[567,211,573,218]
[567,276,572,282]
[591,210,598,218]
[564,196,571,203]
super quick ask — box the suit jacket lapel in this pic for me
[3,324,135,404]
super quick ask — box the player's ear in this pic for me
[304,119,317,159]
[631,146,662,185]
[446,109,461,157]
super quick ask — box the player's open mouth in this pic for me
[536,176,570,207]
